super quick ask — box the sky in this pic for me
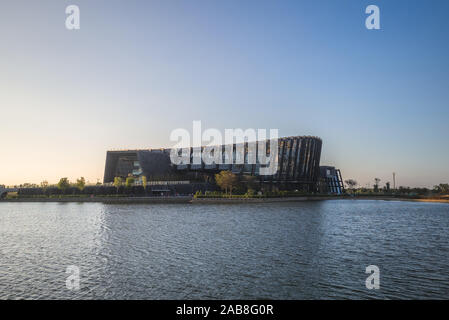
[0,0,448,187]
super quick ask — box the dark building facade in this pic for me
[319,166,345,194]
[104,136,323,192]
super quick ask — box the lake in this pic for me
[0,200,448,299]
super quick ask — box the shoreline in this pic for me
[193,197,449,204]
[1,196,449,204]
[0,196,192,204]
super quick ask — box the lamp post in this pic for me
[393,172,396,190]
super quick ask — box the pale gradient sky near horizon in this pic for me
[1,0,448,187]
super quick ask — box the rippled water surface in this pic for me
[1,200,448,299]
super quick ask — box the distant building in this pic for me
[104,136,325,192]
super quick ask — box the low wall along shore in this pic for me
[1,196,192,204]
[2,195,449,204]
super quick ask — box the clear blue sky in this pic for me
[0,0,448,187]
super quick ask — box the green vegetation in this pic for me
[373,178,381,193]
[344,179,358,193]
[141,176,148,195]
[76,177,86,191]
[125,176,135,188]
[384,182,391,193]
[3,173,449,201]
[113,177,123,193]
[194,189,322,199]
[57,178,70,191]
[342,177,449,199]
[40,180,49,189]
[433,183,449,194]
[215,171,238,195]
